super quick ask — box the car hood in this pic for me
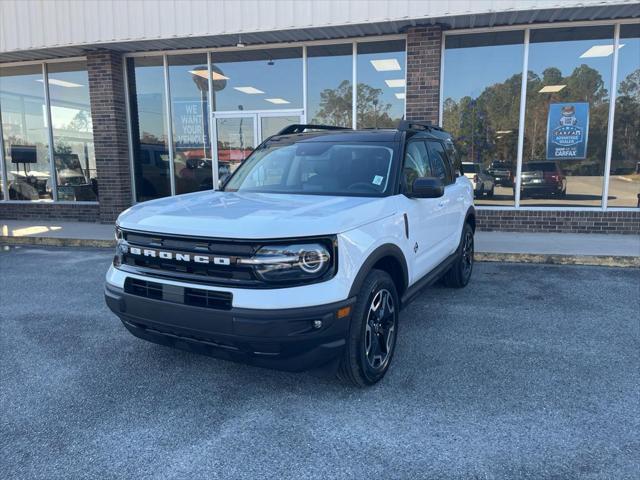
[117,191,396,239]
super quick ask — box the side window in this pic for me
[403,141,432,193]
[444,138,462,177]
[426,140,454,185]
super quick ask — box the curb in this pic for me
[474,252,639,268]
[2,236,638,268]
[0,236,115,249]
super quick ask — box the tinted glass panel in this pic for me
[443,31,524,205]
[48,61,97,201]
[356,40,406,128]
[609,24,640,207]
[128,57,171,202]
[225,142,395,196]
[403,141,432,193]
[167,54,213,195]
[521,26,613,206]
[426,140,453,185]
[307,44,353,127]
[0,64,51,201]
[210,48,302,111]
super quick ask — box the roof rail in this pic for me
[397,120,443,132]
[276,124,351,135]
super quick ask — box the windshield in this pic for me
[224,141,397,196]
[462,163,481,173]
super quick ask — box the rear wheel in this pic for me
[443,223,474,288]
[337,270,399,387]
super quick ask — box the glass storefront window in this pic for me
[307,44,353,127]
[167,53,213,195]
[356,40,406,128]
[48,61,97,201]
[521,26,614,206]
[609,24,640,208]
[128,56,171,202]
[443,31,524,205]
[0,64,52,201]
[211,48,303,112]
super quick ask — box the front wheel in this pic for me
[442,223,474,288]
[337,270,399,387]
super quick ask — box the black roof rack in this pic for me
[276,124,351,135]
[397,120,443,132]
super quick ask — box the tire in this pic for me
[337,270,399,387]
[442,223,474,288]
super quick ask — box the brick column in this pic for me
[86,50,132,223]
[405,26,442,125]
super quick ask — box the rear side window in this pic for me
[402,141,432,193]
[426,140,454,185]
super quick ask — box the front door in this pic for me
[213,111,303,186]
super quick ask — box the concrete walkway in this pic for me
[1,219,639,266]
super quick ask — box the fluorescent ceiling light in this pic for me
[385,79,405,88]
[36,78,83,88]
[265,98,290,104]
[539,85,566,93]
[496,130,512,134]
[370,59,401,72]
[189,69,229,81]
[234,86,264,94]
[395,92,405,99]
[579,44,624,58]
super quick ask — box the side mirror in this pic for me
[408,177,444,198]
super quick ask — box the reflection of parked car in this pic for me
[462,162,494,197]
[487,161,513,186]
[519,161,566,198]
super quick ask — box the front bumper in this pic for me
[105,283,355,371]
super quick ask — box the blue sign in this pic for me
[546,102,589,160]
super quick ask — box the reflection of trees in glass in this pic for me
[613,69,640,170]
[312,80,397,127]
[65,110,92,132]
[444,64,612,175]
[443,73,521,168]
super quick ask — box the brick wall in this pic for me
[405,25,442,125]
[0,202,100,222]
[477,209,640,234]
[86,50,133,223]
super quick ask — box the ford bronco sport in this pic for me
[105,121,476,386]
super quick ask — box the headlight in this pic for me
[240,242,333,283]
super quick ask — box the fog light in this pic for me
[312,320,322,329]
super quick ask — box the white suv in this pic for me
[105,122,476,386]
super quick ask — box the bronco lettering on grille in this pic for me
[127,246,231,265]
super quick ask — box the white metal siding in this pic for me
[0,0,636,53]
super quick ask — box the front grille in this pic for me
[120,230,260,286]
[124,277,232,310]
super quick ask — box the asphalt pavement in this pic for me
[1,246,639,479]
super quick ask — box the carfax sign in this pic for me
[546,102,589,160]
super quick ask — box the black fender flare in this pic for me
[348,243,409,298]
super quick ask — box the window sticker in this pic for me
[372,175,384,186]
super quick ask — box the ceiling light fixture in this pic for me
[234,86,264,94]
[189,70,229,81]
[579,44,625,58]
[539,85,566,93]
[37,78,83,88]
[265,98,290,104]
[395,92,405,99]
[385,79,405,88]
[495,130,512,134]
[370,59,401,72]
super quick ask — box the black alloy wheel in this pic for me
[364,288,396,371]
[443,222,474,288]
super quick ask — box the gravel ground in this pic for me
[1,246,638,480]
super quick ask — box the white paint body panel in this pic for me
[0,0,629,54]
[107,180,474,309]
